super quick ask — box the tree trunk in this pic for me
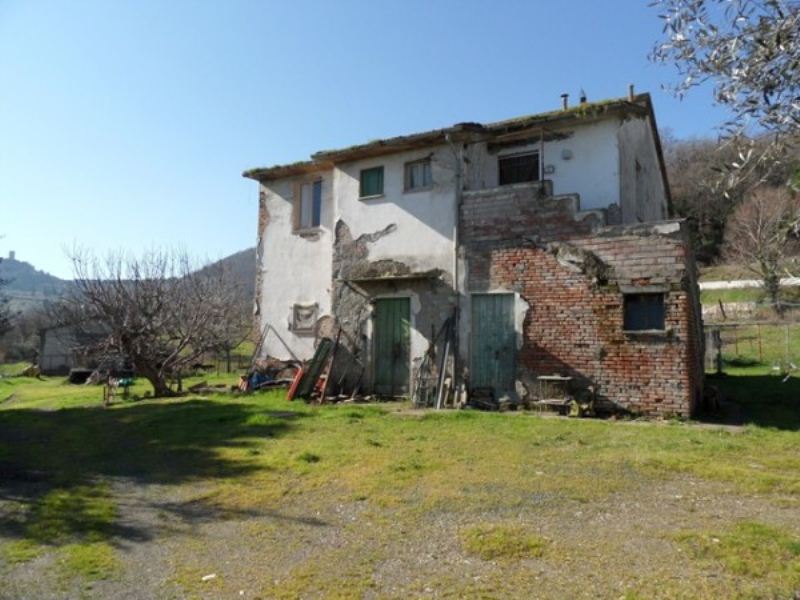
[763,269,783,316]
[135,361,176,398]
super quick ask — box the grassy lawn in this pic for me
[1,372,799,598]
[699,263,755,282]
[701,287,800,307]
[700,287,765,305]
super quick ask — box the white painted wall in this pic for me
[334,146,458,276]
[466,118,621,210]
[258,174,333,360]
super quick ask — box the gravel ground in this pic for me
[3,472,798,599]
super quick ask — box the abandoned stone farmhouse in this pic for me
[244,91,704,418]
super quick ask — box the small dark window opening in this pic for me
[624,294,665,331]
[360,166,384,197]
[499,152,540,185]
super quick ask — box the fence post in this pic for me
[785,324,790,369]
[757,323,763,363]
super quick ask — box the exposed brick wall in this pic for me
[462,181,596,244]
[462,183,704,417]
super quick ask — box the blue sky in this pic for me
[0,0,729,279]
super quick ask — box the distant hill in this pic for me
[0,255,67,295]
[197,248,256,303]
[0,248,257,314]
[0,255,69,313]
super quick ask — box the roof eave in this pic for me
[243,93,659,181]
[242,160,333,182]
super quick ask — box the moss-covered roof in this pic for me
[243,93,654,182]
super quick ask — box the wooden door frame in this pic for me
[468,292,517,394]
[370,294,413,397]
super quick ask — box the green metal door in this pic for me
[471,293,516,394]
[373,298,411,397]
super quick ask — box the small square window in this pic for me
[360,166,384,198]
[623,294,665,331]
[498,152,540,185]
[295,180,322,231]
[292,303,318,332]
[404,158,432,191]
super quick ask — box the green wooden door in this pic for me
[470,294,516,395]
[373,298,411,397]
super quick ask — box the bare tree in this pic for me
[662,130,799,262]
[651,0,800,189]
[724,186,800,312]
[63,248,250,396]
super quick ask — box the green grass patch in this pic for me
[699,264,755,282]
[297,451,321,464]
[461,523,548,560]
[59,541,118,580]
[25,485,116,544]
[2,539,44,564]
[0,362,33,377]
[675,521,800,584]
[700,287,765,305]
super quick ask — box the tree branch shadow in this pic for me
[0,399,319,548]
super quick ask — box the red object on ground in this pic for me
[287,367,304,401]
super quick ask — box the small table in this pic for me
[532,375,573,414]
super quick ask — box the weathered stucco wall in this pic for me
[257,174,334,360]
[465,118,621,210]
[334,146,458,275]
[618,116,668,223]
[327,147,459,391]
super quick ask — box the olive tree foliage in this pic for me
[724,186,800,311]
[62,248,250,397]
[651,0,800,190]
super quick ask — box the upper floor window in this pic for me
[498,152,540,185]
[404,158,432,191]
[623,293,665,332]
[360,166,384,198]
[296,179,322,231]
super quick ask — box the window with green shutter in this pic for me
[360,166,384,198]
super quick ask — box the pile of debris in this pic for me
[464,387,515,411]
[238,358,300,392]
[287,329,368,403]
[411,311,464,409]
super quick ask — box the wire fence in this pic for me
[706,321,800,375]
[206,352,251,374]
